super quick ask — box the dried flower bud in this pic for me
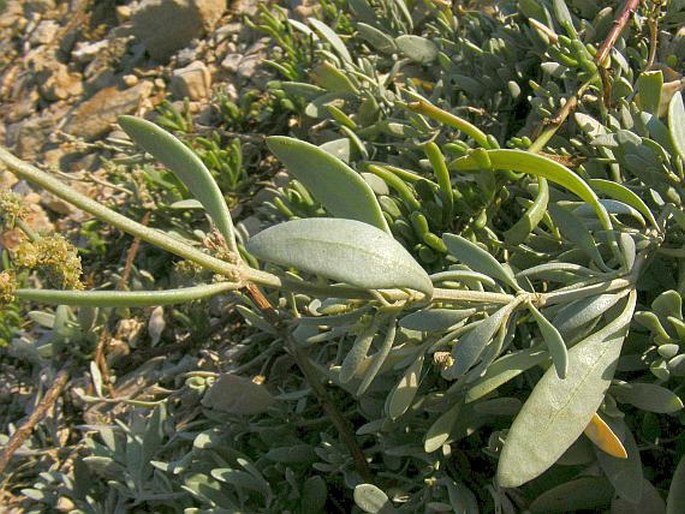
[13,235,83,290]
[0,270,16,304]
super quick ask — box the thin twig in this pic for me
[245,283,374,483]
[0,363,71,475]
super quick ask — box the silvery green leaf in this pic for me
[354,484,398,514]
[301,476,327,514]
[588,179,658,229]
[444,303,516,379]
[395,35,438,64]
[612,478,666,514]
[385,355,423,419]
[357,23,397,54]
[201,374,275,415]
[170,199,203,209]
[424,402,461,453]
[549,204,608,270]
[612,382,683,413]
[118,116,237,252]
[319,138,350,163]
[528,303,568,379]
[668,92,685,162]
[529,476,614,512]
[667,454,685,514]
[443,234,520,290]
[552,293,624,336]
[267,136,388,232]
[596,419,643,504]
[235,305,277,335]
[311,62,358,93]
[634,311,672,341]
[340,318,379,383]
[265,444,317,464]
[357,318,397,396]
[280,81,326,99]
[28,310,55,329]
[399,308,475,331]
[652,290,682,319]
[575,112,608,138]
[497,291,636,488]
[247,218,433,296]
[308,18,353,63]
[552,0,577,38]
[466,347,549,402]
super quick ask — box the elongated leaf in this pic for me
[444,303,517,379]
[443,234,520,290]
[528,303,568,379]
[424,402,461,453]
[340,318,379,383]
[497,290,636,488]
[451,149,612,230]
[637,71,663,115]
[308,18,353,63]
[247,218,433,296]
[396,35,437,64]
[584,412,627,459]
[267,136,389,232]
[505,177,549,245]
[357,23,397,54]
[549,203,608,271]
[552,293,624,336]
[669,92,685,162]
[613,478,666,514]
[595,418,643,503]
[466,347,549,402]
[529,476,614,513]
[612,382,684,413]
[667,454,685,514]
[118,115,237,252]
[357,318,397,395]
[385,355,423,419]
[201,374,275,415]
[588,179,658,229]
[399,308,475,331]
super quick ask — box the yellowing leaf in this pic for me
[584,412,627,459]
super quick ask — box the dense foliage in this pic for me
[1,1,685,513]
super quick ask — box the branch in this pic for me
[0,363,71,475]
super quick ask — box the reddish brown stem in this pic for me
[595,0,640,66]
[0,363,71,475]
[245,283,374,483]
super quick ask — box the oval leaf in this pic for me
[497,290,636,488]
[395,34,438,64]
[247,218,433,296]
[399,308,475,331]
[118,115,237,252]
[595,419,643,504]
[529,476,614,513]
[424,402,461,453]
[201,374,275,415]
[340,318,379,383]
[267,136,389,232]
[612,382,684,413]
[357,318,397,396]
[354,484,398,514]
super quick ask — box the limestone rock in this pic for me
[131,0,227,62]
[170,60,211,100]
[38,63,83,102]
[63,81,154,140]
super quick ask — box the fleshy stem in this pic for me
[245,283,375,483]
[0,145,280,289]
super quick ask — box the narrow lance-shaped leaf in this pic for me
[505,177,549,245]
[340,316,381,383]
[583,412,627,459]
[528,302,568,379]
[357,316,397,396]
[548,204,609,272]
[308,17,353,63]
[267,136,389,232]
[450,149,613,231]
[588,179,658,229]
[668,92,685,162]
[595,418,643,504]
[424,401,461,453]
[118,115,238,253]
[443,233,520,290]
[385,354,424,419]
[444,301,518,379]
[611,382,684,413]
[497,290,636,488]
[247,218,433,297]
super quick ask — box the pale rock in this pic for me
[6,109,64,160]
[131,0,227,61]
[29,20,60,46]
[64,80,154,140]
[71,40,110,63]
[122,74,139,87]
[220,53,242,73]
[170,60,211,100]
